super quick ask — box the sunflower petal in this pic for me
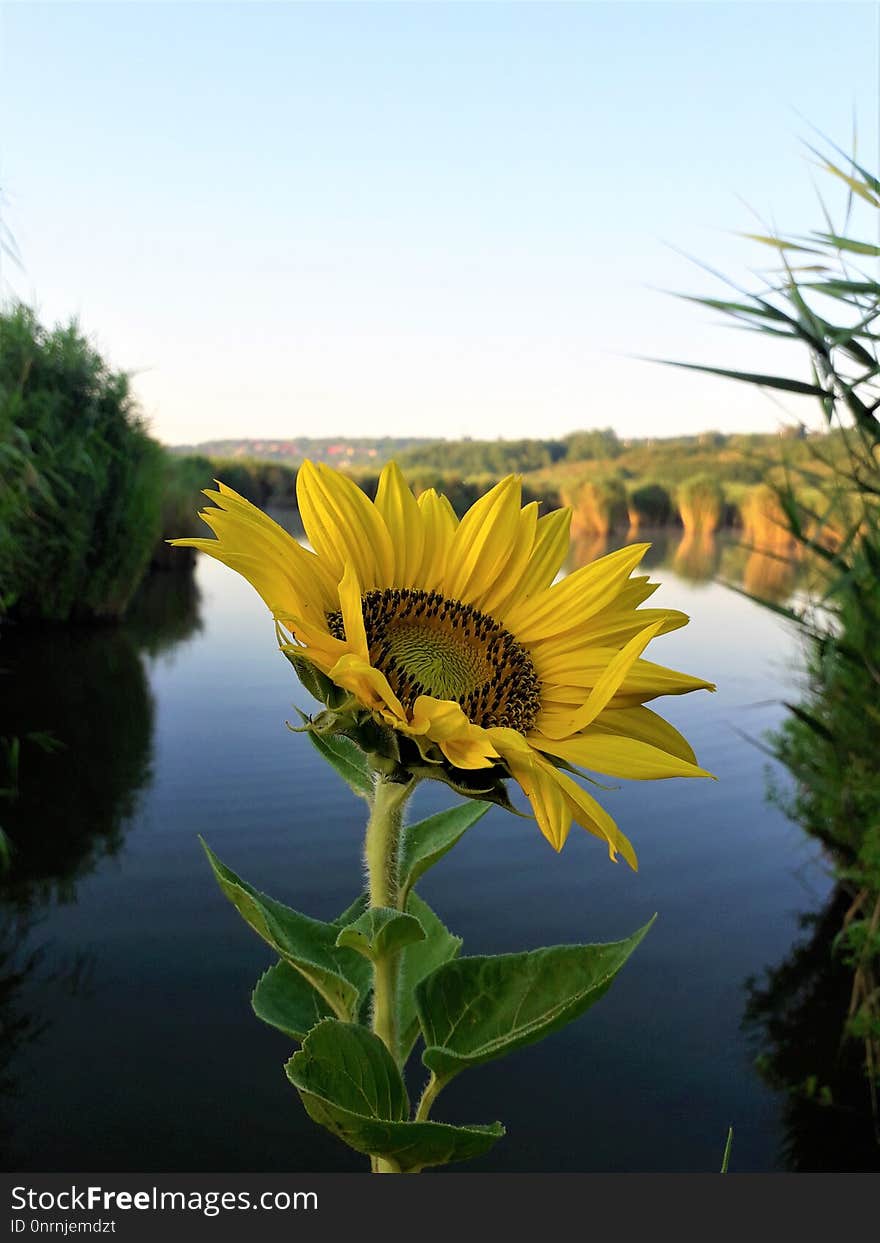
[504,543,650,642]
[337,563,369,660]
[476,501,539,617]
[296,461,394,589]
[610,658,717,705]
[329,653,406,720]
[516,507,572,600]
[592,705,699,764]
[442,475,524,605]
[552,767,638,869]
[537,620,665,739]
[416,489,457,590]
[407,696,499,770]
[374,461,425,587]
[532,731,714,781]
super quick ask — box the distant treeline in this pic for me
[0,301,840,627]
[165,424,840,551]
[169,436,428,469]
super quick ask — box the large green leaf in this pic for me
[417,917,655,1082]
[201,840,370,1020]
[398,893,462,1062]
[335,907,425,961]
[398,802,489,907]
[285,1020,504,1172]
[293,709,373,800]
[252,960,333,1040]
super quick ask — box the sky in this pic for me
[1,1,878,446]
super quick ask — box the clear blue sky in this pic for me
[1,1,877,445]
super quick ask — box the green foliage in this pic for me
[398,801,489,909]
[207,456,298,507]
[416,919,654,1084]
[252,960,335,1040]
[200,840,371,1020]
[0,305,165,620]
[292,709,373,800]
[335,908,425,961]
[397,436,566,476]
[676,474,724,534]
[397,893,462,1061]
[628,481,673,527]
[151,453,215,570]
[682,138,880,1110]
[204,815,649,1170]
[564,427,623,462]
[563,474,629,534]
[285,1021,504,1172]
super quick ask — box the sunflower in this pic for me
[173,462,714,865]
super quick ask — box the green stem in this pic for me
[364,774,413,1174]
[364,774,409,912]
[414,1072,445,1123]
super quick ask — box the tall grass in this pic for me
[0,305,165,621]
[562,475,629,536]
[627,481,673,529]
[678,139,880,1126]
[676,473,724,535]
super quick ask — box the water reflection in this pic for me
[672,531,722,584]
[124,567,203,661]
[744,887,880,1170]
[0,527,857,1170]
[0,570,203,1136]
[0,626,152,905]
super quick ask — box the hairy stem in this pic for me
[364,774,413,1174]
[414,1072,443,1123]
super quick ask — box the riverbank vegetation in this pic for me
[0,306,164,621]
[680,143,880,1137]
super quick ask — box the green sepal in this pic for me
[335,907,425,962]
[201,840,371,1019]
[409,759,525,815]
[416,917,655,1082]
[285,1020,504,1172]
[283,650,335,705]
[252,960,334,1040]
[398,802,489,908]
[292,710,373,801]
[398,893,462,1062]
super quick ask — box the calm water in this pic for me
[1,531,873,1172]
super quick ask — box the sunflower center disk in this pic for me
[326,588,541,732]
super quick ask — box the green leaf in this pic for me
[293,710,373,800]
[201,840,371,1020]
[333,893,369,927]
[810,232,880,257]
[663,360,829,397]
[335,907,425,961]
[252,960,333,1040]
[417,917,655,1082]
[398,893,463,1061]
[398,802,489,908]
[286,1020,504,1172]
[739,232,823,254]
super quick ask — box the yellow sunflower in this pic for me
[173,462,715,865]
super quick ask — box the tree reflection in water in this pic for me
[744,887,880,1171]
[0,569,202,1143]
